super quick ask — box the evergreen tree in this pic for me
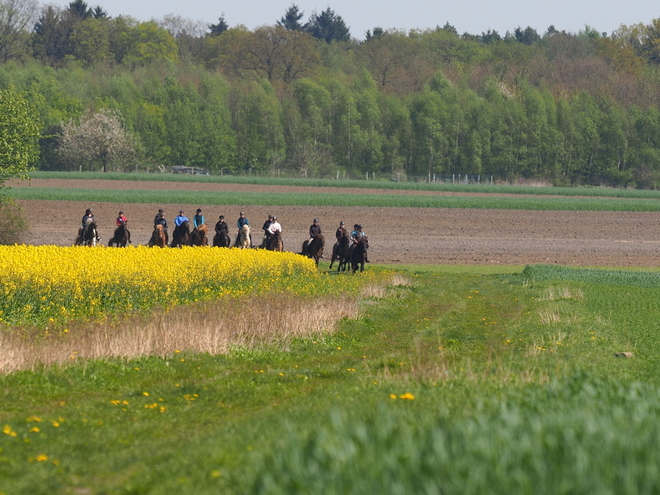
[278,4,304,31]
[305,7,350,43]
[208,14,228,36]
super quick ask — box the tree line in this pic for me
[2,0,660,186]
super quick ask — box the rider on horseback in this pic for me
[193,208,204,228]
[236,211,252,247]
[175,210,188,229]
[260,214,273,248]
[116,211,132,244]
[266,216,282,250]
[336,221,346,242]
[215,215,228,235]
[350,224,369,263]
[268,216,281,236]
[79,208,100,244]
[306,218,322,256]
[154,209,169,244]
[172,210,189,243]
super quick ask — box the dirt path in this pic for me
[18,198,660,266]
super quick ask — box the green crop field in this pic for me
[11,186,660,212]
[2,263,660,493]
[27,171,660,200]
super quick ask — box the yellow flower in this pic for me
[2,425,17,437]
[36,454,49,462]
[389,394,397,400]
[399,393,415,400]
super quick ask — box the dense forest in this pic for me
[3,0,660,186]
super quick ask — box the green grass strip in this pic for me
[28,171,660,200]
[10,186,660,212]
[522,264,660,287]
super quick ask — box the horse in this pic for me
[266,231,283,252]
[351,236,369,273]
[148,224,167,248]
[80,218,98,247]
[108,221,130,247]
[237,224,251,249]
[301,234,325,267]
[171,220,191,248]
[190,224,209,246]
[213,229,231,248]
[330,229,350,272]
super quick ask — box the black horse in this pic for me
[80,219,98,247]
[301,234,325,267]
[330,230,350,272]
[351,236,369,273]
[108,221,131,247]
[171,220,191,248]
[213,229,231,247]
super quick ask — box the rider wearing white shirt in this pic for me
[268,216,281,235]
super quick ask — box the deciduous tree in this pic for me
[0,0,38,62]
[57,108,137,172]
[0,87,40,185]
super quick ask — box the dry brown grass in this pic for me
[372,341,551,386]
[0,293,358,373]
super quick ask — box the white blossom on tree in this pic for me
[57,108,138,172]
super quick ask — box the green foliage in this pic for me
[0,196,27,244]
[252,376,660,494]
[14,184,660,212]
[4,265,660,492]
[10,13,660,185]
[0,87,40,183]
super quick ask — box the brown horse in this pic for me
[108,221,130,247]
[171,220,190,248]
[266,231,284,252]
[351,236,369,273]
[330,229,350,272]
[301,234,325,267]
[148,224,167,248]
[190,224,209,246]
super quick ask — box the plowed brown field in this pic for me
[15,179,660,266]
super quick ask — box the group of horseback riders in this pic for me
[76,208,132,247]
[300,218,369,270]
[76,208,369,265]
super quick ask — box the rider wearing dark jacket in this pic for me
[154,209,169,244]
[335,221,346,240]
[215,215,228,235]
[79,208,100,243]
[261,215,273,248]
[306,219,322,255]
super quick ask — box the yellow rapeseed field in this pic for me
[0,245,354,327]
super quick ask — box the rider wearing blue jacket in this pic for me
[193,208,204,229]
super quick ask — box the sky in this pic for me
[49,0,660,39]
